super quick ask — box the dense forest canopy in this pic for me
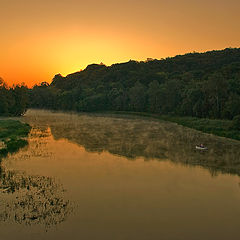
[2,48,240,119]
[30,48,240,120]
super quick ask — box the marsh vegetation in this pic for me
[0,120,31,158]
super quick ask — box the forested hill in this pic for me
[30,48,240,119]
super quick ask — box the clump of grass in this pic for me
[0,120,31,159]
[4,138,29,153]
[0,120,30,139]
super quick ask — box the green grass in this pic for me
[0,120,31,158]
[160,116,240,140]
[104,111,240,141]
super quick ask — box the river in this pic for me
[0,109,240,240]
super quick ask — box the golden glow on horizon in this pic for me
[1,0,240,87]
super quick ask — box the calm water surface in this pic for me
[1,110,240,240]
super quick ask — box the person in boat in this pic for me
[196,144,207,150]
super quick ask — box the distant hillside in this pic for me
[30,48,240,119]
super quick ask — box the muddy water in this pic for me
[0,109,240,240]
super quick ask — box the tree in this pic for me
[222,94,240,119]
[205,72,228,118]
[10,84,28,116]
[148,80,161,113]
[129,82,147,111]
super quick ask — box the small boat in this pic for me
[196,145,208,150]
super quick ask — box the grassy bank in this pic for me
[160,116,240,141]
[0,120,31,158]
[107,111,240,141]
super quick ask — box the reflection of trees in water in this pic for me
[0,122,73,228]
[0,166,72,228]
[28,127,54,159]
[34,111,240,175]
[6,127,54,164]
[24,110,240,176]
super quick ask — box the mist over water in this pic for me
[1,109,240,240]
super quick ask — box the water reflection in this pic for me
[0,126,73,228]
[1,110,239,240]
[25,110,240,176]
[0,165,72,228]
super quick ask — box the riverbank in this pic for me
[0,120,31,158]
[106,111,240,141]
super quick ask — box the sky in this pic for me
[1,0,240,87]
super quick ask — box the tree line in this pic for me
[2,48,240,120]
[0,78,28,116]
[29,48,240,120]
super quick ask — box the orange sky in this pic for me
[1,0,240,87]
